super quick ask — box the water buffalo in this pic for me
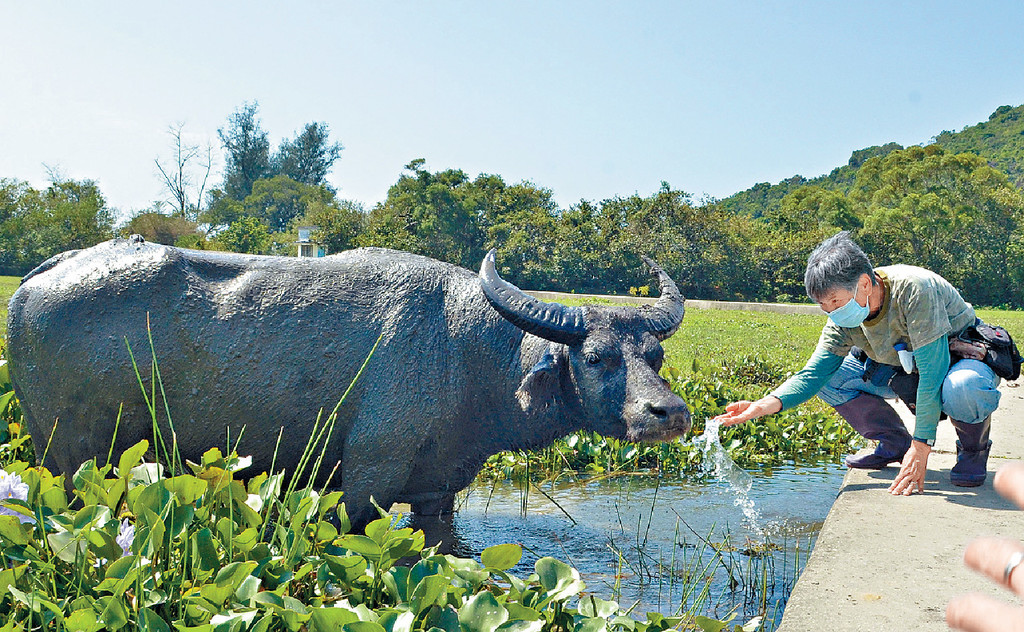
[6,236,690,526]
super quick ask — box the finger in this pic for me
[963,537,1024,596]
[994,463,1024,510]
[947,592,1024,632]
[889,474,911,495]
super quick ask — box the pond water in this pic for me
[406,456,846,629]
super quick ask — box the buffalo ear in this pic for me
[516,345,565,414]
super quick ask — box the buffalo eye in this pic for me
[585,352,601,365]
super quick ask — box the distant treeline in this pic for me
[2,104,1023,308]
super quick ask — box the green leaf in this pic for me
[95,595,130,630]
[577,596,619,619]
[250,615,275,632]
[0,564,26,595]
[573,619,606,632]
[310,607,360,631]
[65,609,104,632]
[494,622,544,632]
[97,555,141,595]
[481,544,522,571]
[534,558,585,602]
[382,566,410,602]
[201,561,259,605]
[364,515,393,544]
[235,575,261,604]
[0,515,32,545]
[423,606,460,632]
[48,529,88,564]
[136,506,166,558]
[194,527,220,571]
[458,592,508,632]
[117,440,150,474]
[503,605,541,622]
[337,534,382,558]
[87,527,122,564]
[343,622,387,632]
[325,553,369,586]
[0,391,14,413]
[410,574,449,615]
[164,475,208,505]
[379,610,415,632]
[694,616,730,632]
[137,607,171,632]
[165,503,196,540]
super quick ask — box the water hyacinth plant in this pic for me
[0,445,759,631]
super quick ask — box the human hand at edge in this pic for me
[888,440,931,495]
[947,463,1024,631]
[712,396,782,427]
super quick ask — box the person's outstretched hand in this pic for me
[712,396,782,427]
[947,463,1024,631]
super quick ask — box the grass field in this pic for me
[0,275,19,339]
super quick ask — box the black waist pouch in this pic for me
[957,323,1022,380]
[852,345,923,412]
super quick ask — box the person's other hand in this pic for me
[947,463,1024,631]
[888,440,931,495]
[712,397,781,427]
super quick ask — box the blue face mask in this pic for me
[828,283,870,328]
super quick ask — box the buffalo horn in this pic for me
[479,250,587,345]
[639,256,686,340]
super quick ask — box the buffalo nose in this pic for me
[645,400,692,434]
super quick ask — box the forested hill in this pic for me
[934,104,1024,188]
[719,104,1024,218]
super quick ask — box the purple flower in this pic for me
[116,519,135,557]
[0,469,33,524]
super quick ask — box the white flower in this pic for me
[116,518,135,557]
[0,469,33,524]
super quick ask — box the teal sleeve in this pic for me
[770,346,845,411]
[911,336,949,442]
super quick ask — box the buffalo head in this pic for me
[479,251,691,442]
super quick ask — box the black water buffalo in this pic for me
[6,236,689,525]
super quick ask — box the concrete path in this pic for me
[778,380,1024,631]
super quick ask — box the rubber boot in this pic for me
[950,416,992,487]
[836,394,912,469]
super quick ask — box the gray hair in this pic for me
[804,231,876,302]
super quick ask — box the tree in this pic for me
[217,216,272,254]
[241,175,336,234]
[154,123,213,221]
[854,145,1024,306]
[218,102,271,201]
[274,122,343,189]
[0,178,114,275]
[359,160,486,269]
[757,186,861,300]
[478,177,561,290]
[121,209,203,246]
[299,198,365,255]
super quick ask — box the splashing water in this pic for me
[693,418,762,532]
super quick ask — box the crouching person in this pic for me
[713,231,1002,494]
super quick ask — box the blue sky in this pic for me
[2,2,1023,220]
